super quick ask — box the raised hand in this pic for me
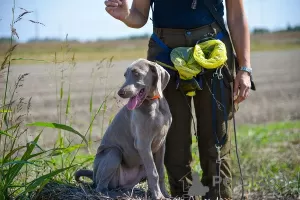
[104,0,130,21]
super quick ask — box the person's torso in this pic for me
[151,0,224,29]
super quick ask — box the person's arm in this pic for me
[105,0,151,28]
[225,0,251,103]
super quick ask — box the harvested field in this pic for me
[1,49,300,200]
[1,49,300,146]
[1,31,300,64]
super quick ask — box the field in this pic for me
[1,32,300,199]
[1,31,300,64]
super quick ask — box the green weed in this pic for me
[0,3,115,199]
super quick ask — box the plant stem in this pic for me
[1,0,16,164]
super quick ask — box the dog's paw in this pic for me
[152,192,166,200]
[161,189,171,199]
[160,185,171,198]
[162,191,171,199]
[96,187,109,196]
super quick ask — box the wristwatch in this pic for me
[239,66,255,90]
[239,66,252,76]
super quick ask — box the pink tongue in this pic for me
[127,95,139,110]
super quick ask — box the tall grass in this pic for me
[231,121,300,199]
[0,3,115,199]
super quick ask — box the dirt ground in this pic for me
[1,49,300,146]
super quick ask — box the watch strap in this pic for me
[240,66,252,75]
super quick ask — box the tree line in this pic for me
[1,25,299,44]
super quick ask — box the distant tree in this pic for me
[285,23,300,32]
[293,26,300,31]
[0,37,16,43]
[27,38,61,43]
[274,24,300,33]
[287,23,293,31]
[26,37,80,43]
[128,33,150,40]
[252,28,270,34]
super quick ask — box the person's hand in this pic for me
[104,0,129,21]
[233,70,251,104]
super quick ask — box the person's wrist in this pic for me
[239,66,252,76]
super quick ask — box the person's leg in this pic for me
[193,34,235,199]
[193,71,233,199]
[164,77,193,198]
[147,33,194,198]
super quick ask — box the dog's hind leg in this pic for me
[93,147,122,193]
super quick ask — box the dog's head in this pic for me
[118,58,170,110]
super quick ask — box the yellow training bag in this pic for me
[169,39,228,96]
[193,39,228,69]
[170,47,201,80]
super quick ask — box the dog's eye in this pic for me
[131,70,140,77]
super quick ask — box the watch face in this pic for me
[240,67,252,74]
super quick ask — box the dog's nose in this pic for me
[118,89,126,98]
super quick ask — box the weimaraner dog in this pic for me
[75,58,172,199]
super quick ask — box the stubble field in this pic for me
[1,33,300,199]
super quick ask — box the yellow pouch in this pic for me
[169,39,228,97]
[193,39,228,69]
[170,47,202,80]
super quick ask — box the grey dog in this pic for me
[75,58,172,199]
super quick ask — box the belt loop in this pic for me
[153,27,160,37]
[210,23,217,35]
[156,28,162,38]
[160,28,163,38]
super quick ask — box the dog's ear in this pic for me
[149,61,170,98]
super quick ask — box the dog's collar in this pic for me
[147,95,160,100]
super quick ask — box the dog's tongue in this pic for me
[127,95,139,110]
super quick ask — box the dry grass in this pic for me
[30,181,150,200]
[1,32,299,65]
[0,39,149,64]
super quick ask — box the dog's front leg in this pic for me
[153,143,170,198]
[136,143,164,199]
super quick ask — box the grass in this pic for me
[0,4,114,199]
[190,121,300,199]
[232,121,300,199]
[0,40,149,65]
[1,119,298,199]
[1,31,300,65]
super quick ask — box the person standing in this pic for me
[104,0,252,199]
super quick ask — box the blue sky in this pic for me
[0,0,299,42]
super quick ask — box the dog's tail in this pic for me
[74,169,93,183]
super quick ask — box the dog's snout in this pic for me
[118,89,126,98]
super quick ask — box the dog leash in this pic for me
[208,68,245,200]
[178,69,245,200]
[211,68,225,199]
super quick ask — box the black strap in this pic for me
[211,71,227,199]
[204,0,228,36]
[211,74,227,147]
[204,0,256,91]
